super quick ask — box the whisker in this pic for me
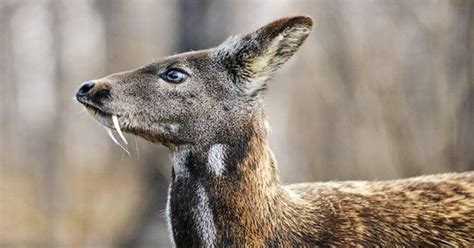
[133,136,140,160]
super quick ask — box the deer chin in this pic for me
[122,121,184,148]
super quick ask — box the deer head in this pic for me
[76,16,313,150]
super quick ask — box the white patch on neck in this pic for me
[170,147,190,179]
[165,186,176,247]
[207,144,227,176]
[194,183,217,247]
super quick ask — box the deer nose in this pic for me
[76,81,95,98]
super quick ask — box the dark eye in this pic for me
[160,69,188,84]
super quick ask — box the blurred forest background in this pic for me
[1,0,473,247]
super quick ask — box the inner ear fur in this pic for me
[218,15,313,98]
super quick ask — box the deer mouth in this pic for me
[78,100,131,155]
[81,101,113,117]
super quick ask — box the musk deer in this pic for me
[76,16,474,247]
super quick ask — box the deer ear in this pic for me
[219,16,313,98]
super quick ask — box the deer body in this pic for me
[76,16,474,247]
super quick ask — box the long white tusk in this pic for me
[112,115,128,145]
[106,128,130,156]
[106,127,120,145]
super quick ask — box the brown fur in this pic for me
[198,112,474,246]
[76,16,474,246]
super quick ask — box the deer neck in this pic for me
[167,113,298,245]
[169,122,279,186]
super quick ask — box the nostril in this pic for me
[77,81,95,95]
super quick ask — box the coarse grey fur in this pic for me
[76,16,312,151]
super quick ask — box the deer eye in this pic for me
[160,69,188,84]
